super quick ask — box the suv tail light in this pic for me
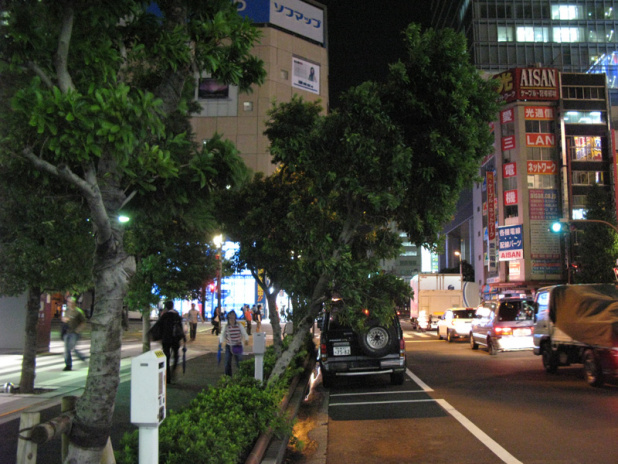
[399,337,405,357]
[494,327,513,336]
[321,342,327,361]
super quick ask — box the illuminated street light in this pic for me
[454,250,463,285]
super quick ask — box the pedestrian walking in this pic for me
[62,297,88,371]
[253,304,263,332]
[219,311,249,376]
[243,304,252,335]
[211,305,222,335]
[159,301,186,384]
[187,303,200,341]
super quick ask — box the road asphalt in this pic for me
[0,319,327,464]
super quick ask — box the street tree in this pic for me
[0,160,92,393]
[572,185,618,283]
[0,1,264,461]
[246,24,499,384]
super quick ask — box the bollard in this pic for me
[17,411,40,464]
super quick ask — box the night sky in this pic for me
[321,1,430,107]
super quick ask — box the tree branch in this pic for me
[26,62,54,89]
[54,6,75,93]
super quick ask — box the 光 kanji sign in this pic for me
[498,225,523,261]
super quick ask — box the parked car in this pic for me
[437,307,476,342]
[319,303,407,388]
[470,298,535,355]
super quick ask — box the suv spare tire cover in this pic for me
[358,322,398,358]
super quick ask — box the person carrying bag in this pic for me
[219,311,249,376]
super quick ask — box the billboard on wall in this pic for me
[238,0,324,44]
[292,57,320,94]
[486,171,496,240]
[495,68,559,102]
[498,225,523,261]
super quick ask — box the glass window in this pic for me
[525,120,555,133]
[528,175,558,189]
[551,5,584,20]
[553,27,583,43]
[498,300,535,321]
[569,136,603,161]
[527,147,555,160]
[572,195,587,208]
[564,111,605,124]
[517,26,549,43]
[498,26,514,42]
[572,171,605,185]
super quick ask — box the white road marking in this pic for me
[330,399,435,406]
[406,368,434,391]
[436,398,523,464]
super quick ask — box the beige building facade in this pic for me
[191,1,328,176]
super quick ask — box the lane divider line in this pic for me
[406,368,434,391]
[435,398,523,464]
[330,399,436,407]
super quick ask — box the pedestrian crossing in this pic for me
[403,331,439,342]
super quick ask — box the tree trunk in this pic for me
[19,286,41,393]
[266,291,282,353]
[142,312,151,353]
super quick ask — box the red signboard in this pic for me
[504,189,518,205]
[503,162,517,178]
[495,68,559,102]
[487,171,495,240]
[502,135,516,151]
[527,160,557,175]
[501,108,514,124]
[524,106,554,120]
[526,133,555,147]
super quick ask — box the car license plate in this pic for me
[513,328,530,336]
[333,345,351,356]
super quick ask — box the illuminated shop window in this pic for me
[516,26,549,42]
[564,111,604,124]
[571,171,605,185]
[568,136,603,161]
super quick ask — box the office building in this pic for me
[191,0,328,176]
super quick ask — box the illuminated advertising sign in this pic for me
[502,135,516,151]
[487,171,496,240]
[503,162,517,178]
[238,0,324,44]
[495,68,559,102]
[504,189,518,205]
[501,108,514,124]
[524,106,554,120]
[526,133,555,147]
[498,225,523,261]
[527,160,557,175]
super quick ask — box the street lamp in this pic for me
[454,251,463,286]
[213,234,223,313]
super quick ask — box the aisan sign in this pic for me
[495,68,559,102]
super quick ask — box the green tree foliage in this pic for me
[572,185,618,283]
[0,1,265,460]
[221,24,499,384]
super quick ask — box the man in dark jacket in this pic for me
[159,301,186,384]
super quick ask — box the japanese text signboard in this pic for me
[487,171,496,240]
[527,160,557,175]
[495,68,559,102]
[498,225,523,261]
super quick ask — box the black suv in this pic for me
[319,306,407,388]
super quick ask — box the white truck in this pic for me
[533,284,618,387]
[409,274,479,331]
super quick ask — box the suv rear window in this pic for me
[498,301,534,321]
[453,309,476,319]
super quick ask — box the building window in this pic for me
[568,136,603,161]
[572,171,605,185]
[551,5,584,20]
[505,205,519,219]
[528,175,558,189]
[525,120,555,133]
[498,26,514,42]
[503,176,517,191]
[553,27,583,43]
[572,195,587,208]
[563,86,605,100]
[527,147,556,160]
[563,111,605,124]
[516,26,549,42]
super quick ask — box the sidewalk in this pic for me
[0,320,324,464]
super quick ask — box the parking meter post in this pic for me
[253,332,266,382]
[130,350,167,464]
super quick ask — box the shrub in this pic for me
[116,333,315,464]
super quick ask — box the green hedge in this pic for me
[116,334,315,464]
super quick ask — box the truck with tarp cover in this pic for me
[533,284,618,387]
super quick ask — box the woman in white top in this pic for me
[219,311,249,376]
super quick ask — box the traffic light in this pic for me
[549,220,568,233]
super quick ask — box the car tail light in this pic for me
[399,337,406,356]
[494,327,513,336]
[362,308,370,317]
[321,343,327,360]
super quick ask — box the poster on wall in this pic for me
[292,57,320,95]
[529,189,562,278]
